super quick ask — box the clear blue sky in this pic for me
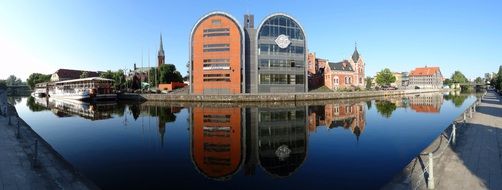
[1,0,501,81]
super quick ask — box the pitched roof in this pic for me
[352,46,360,62]
[158,34,165,57]
[54,69,99,79]
[328,60,354,72]
[409,67,440,76]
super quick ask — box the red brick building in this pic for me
[308,46,365,90]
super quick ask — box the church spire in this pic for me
[158,33,165,67]
[352,42,360,62]
[158,33,165,57]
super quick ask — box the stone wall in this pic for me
[119,89,447,102]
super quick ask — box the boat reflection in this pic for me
[30,97,116,120]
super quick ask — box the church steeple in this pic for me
[352,42,360,63]
[158,33,165,67]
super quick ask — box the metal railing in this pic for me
[4,104,40,168]
[408,91,486,189]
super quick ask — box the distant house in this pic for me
[50,69,100,82]
[409,66,443,89]
[308,46,366,91]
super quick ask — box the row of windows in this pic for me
[203,64,230,70]
[203,44,230,52]
[203,28,230,37]
[264,16,300,28]
[204,33,229,37]
[204,28,229,33]
[203,74,230,78]
[259,110,306,122]
[204,44,229,48]
[260,74,304,84]
[203,78,231,82]
[203,59,229,63]
[259,25,304,40]
[259,44,304,55]
[259,59,304,68]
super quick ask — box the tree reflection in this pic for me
[375,100,397,118]
[26,97,49,112]
[444,93,468,107]
[366,100,372,110]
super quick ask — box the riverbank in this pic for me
[384,90,502,190]
[119,88,449,102]
[0,90,97,189]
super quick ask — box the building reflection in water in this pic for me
[255,107,308,178]
[190,107,244,180]
[190,104,368,180]
[408,93,444,113]
[309,103,366,141]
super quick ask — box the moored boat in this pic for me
[46,77,116,101]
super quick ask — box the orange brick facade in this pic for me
[191,107,242,179]
[191,13,242,94]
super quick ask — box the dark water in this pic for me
[13,92,475,189]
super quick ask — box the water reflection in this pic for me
[23,92,473,188]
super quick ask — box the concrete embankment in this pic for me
[384,91,502,190]
[0,90,97,190]
[120,89,448,102]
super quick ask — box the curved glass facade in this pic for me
[256,14,307,93]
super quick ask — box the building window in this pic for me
[203,28,230,37]
[203,44,230,52]
[203,59,230,70]
[212,19,221,25]
[203,73,231,82]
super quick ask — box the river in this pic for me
[11,92,476,189]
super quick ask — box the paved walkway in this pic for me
[0,92,94,189]
[433,91,502,189]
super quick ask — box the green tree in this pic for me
[100,70,125,89]
[6,75,22,86]
[496,66,502,90]
[474,77,483,84]
[0,80,6,89]
[26,73,51,89]
[375,68,396,86]
[443,78,453,87]
[451,71,468,84]
[159,64,183,84]
[80,71,89,78]
[365,77,373,90]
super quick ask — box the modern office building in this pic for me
[252,13,308,93]
[190,12,244,94]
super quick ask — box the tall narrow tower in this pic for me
[158,34,165,67]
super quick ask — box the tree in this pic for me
[365,77,373,90]
[80,71,89,78]
[100,70,125,90]
[26,73,51,89]
[474,77,483,84]
[451,71,468,84]
[0,80,6,89]
[375,68,396,86]
[6,75,22,86]
[156,64,183,84]
[443,78,453,87]
[497,66,502,90]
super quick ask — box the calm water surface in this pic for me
[12,92,475,189]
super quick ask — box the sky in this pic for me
[1,0,501,81]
